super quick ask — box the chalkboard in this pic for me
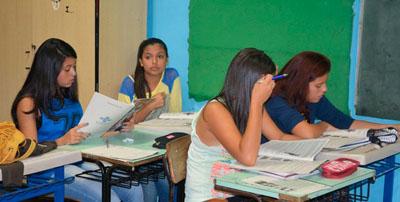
[188,0,354,113]
[355,0,400,121]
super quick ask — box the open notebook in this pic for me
[81,145,158,162]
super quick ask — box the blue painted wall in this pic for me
[148,1,399,201]
[147,0,205,112]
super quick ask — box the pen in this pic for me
[272,74,288,80]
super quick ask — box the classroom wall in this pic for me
[147,0,205,112]
[148,1,400,201]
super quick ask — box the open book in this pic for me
[259,139,329,161]
[78,92,152,136]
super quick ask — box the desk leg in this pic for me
[54,166,65,202]
[383,156,395,202]
[103,165,118,202]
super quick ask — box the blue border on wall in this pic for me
[349,0,400,124]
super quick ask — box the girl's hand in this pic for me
[56,123,89,145]
[120,114,135,132]
[150,92,166,109]
[251,74,275,105]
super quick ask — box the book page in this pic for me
[259,139,328,161]
[78,92,134,135]
[81,145,158,162]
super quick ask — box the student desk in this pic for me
[63,129,167,202]
[215,167,375,202]
[0,149,82,202]
[316,141,400,165]
[316,142,400,202]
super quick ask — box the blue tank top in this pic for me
[37,98,82,143]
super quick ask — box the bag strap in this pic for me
[14,139,37,162]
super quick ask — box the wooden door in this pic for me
[99,0,146,99]
[0,0,33,121]
[31,0,95,109]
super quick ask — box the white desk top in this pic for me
[0,149,82,180]
[316,141,400,165]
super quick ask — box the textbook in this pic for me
[259,139,329,161]
[78,92,152,136]
[320,129,371,151]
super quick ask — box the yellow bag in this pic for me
[0,122,36,164]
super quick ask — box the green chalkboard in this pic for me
[188,0,353,113]
[356,0,400,120]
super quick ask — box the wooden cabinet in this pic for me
[0,0,146,121]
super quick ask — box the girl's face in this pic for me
[57,57,76,88]
[139,44,168,77]
[307,73,328,103]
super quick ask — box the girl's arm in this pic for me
[261,109,302,140]
[290,120,330,139]
[16,97,38,140]
[203,100,263,166]
[16,97,88,146]
[202,75,275,166]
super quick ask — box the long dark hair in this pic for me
[273,51,330,121]
[214,48,276,133]
[133,38,168,98]
[11,38,78,128]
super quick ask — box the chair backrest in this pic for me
[164,135,191,184]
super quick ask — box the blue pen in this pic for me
[272,74,288,80]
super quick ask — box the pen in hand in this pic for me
[272,74,288,80]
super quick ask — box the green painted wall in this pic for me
[188,0,354,113]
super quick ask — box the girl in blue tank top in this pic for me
[11,38,142,202]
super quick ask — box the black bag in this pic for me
[152,132,189,149]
